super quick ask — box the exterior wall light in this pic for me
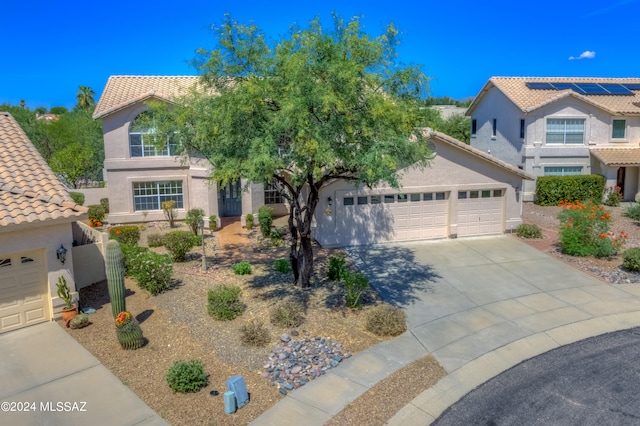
[327,196,333,206]
[56,244,68,264]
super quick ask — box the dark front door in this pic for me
[219,181,242,217]
[617,167,626,199]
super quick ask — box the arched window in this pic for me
[129,112,179,157]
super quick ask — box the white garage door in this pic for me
[0,251,49,333]
[457,189,505,237]
[337,191,449,244]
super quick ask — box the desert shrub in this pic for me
[162,200,177,228]
[343,271,370,309]
[207,285,245,320]
[184,208,205,235]
[232,261,252,275]
[623,248,640,272]
[258,206,273,237]
[209,215,218,230]
[69,191,85,205]
[100,197,110,214]
[270,300,305,328]
[327,255,347,281]
[147,233,165,248]
[535,175,605,206]
[365,304,407,336]
[109,226,140,245]
[240,320,270,346]
[166,360,208,393]
[246,213,254,230]
[626,203,640,220]
[270,229,283,247]
[557,200,626,258]
[604,186,622,207]
[164,230,195,262]
[516,223,543,239]
[120,243,148,277]
[133,251,173,295]
[88,204,106,222]
[273,259,291,273]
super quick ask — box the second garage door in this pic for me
[457,189,505,237]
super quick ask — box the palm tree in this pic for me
[76,86,96,110]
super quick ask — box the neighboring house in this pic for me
[467,77,640,201]
[94,75,531,246]
[431,105,468,120]
[92,76,288,225]
[0,112,88,333]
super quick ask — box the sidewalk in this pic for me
[251,236,640,425]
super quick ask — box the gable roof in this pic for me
[426,130,534,180]
[467,77,640,116]
[93,75,201,119]
[0,112,87,228]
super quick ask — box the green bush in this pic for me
[147,233,165,248]
[623,248,640,272]
[365,304,407,336]
[207,285,245,320]
[274,259,291,273]
[516,223,543,239]
[535,175,605,206]
[184,208,205,235]
[270,300,305,328]
[100,197,110,214]
[240,320,270,347]
[604,186,622,207]
[166,360,208,393]
[232,261,252,275]
[162,200,177,228]
[120,243,148,277]
[258,206,273,238]
[246,213,254,230]
[327,255,347,281]
[109,226,141,245]
[270,229,283,247]
[209,215,218,230]
[133,251,173,295]
[626,203,640,220]
[164,230,195,262]
[344,271,370,309]
[69,191,85,205]
[88,204,106,222]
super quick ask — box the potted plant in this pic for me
[56,276,78,322]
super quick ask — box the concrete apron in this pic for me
[0,321,167,425]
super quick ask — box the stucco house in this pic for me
[467,77,640,201]
[0,112,87,333]
[94,75,532,247]
[93,76,287,226]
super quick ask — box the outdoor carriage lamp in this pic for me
[56,244,68,264]
[327,196,333,206]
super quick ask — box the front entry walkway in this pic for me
[252,236,640,425]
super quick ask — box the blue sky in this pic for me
[1,0,638,110]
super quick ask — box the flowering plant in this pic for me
[115,311,132,327]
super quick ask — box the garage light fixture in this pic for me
[327,197,333,206]
[56,244,68,264]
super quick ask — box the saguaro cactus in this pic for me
[106,240,126,318]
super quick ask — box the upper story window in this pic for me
[129,112,179,157]
[612,119,626,139]
[546,118,584,144]
[492,119,497,137]
[471,119,477,136]
[520,119,525,139]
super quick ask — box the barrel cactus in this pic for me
[106,240,126,318]
[115,311,144,350]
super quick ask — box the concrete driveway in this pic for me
[0,322,167,425]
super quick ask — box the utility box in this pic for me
[226,375,249,409]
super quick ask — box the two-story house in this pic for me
[467,77,640,201]
[93,76,288,225]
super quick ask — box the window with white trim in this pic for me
[520,119,525,139]
[133,181,183,211]
[492,119,497,137]
[264,182,283,204]
[612,119,626,139]
[544,166,583,176]
[546,119,585,144]
[129,112,179,157]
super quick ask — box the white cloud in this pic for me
[569,51,596,60]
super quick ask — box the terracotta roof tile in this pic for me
[591,148,640,166]
[93,75,201,119]
[0,113,88,228]
[468,77,640,116]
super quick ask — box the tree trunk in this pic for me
[287,179,319,288]
[288,205,300,285]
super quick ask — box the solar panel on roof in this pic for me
[575,83,611,95]
[599,84,633,95]
[622,84,640,90]
[552,83,585,93]
[526,82,554,90]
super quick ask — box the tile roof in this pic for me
[467,77,640,116]
[93,75,201,119]
[426,130,535,181]
[0,112,87,228]
[590,148,640,166]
